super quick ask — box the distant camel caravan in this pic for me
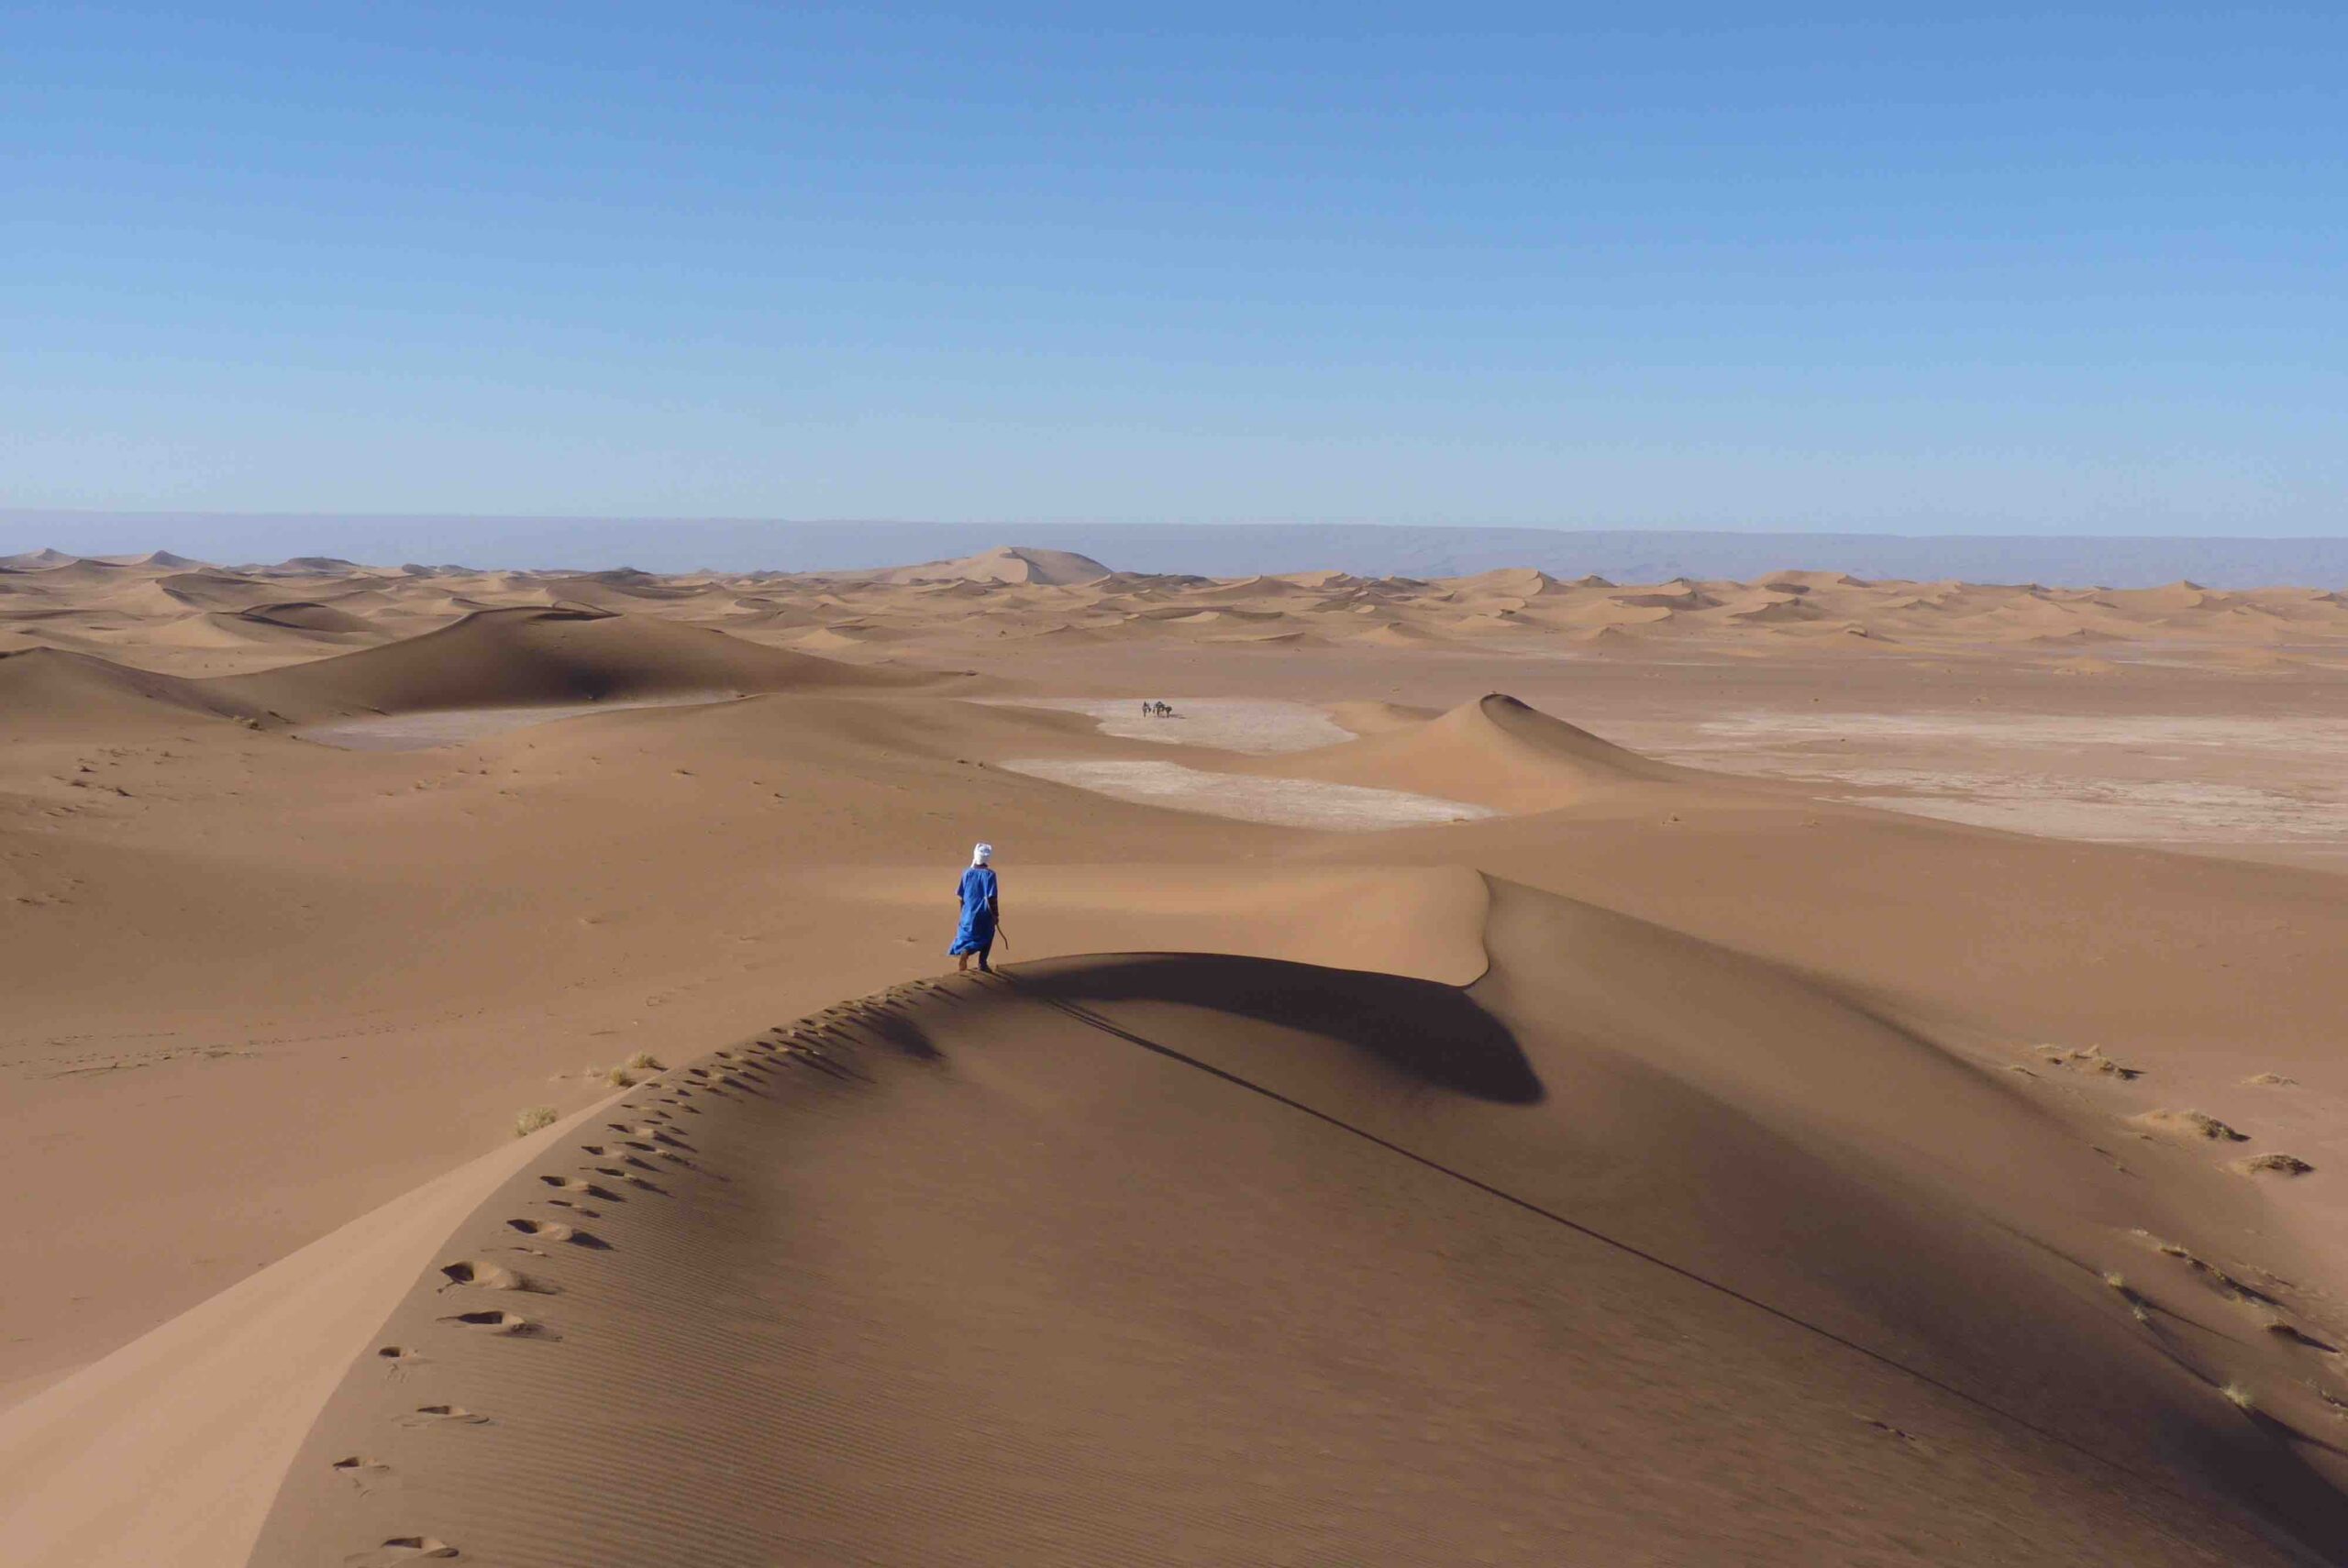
[1137,700,1179,718]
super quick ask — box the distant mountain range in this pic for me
[5,514,2345,588]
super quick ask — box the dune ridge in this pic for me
[209,604,950,720]
[0,645,263,727]
[241,880,2348,1565]
[1241,692,1683,812]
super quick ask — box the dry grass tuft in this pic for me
[2234,1153,2314,1177]
[603,1066,638,1088]
[624,1051,665,1071]
[2102,1271,2129,1291]
[513,1105,558,1138]
[2243,1072,2297,1087]
[2221,1383,2257,1412]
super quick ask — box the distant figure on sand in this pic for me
[949,843,1001,974]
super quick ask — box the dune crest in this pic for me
[208,605,948,720]
[0,645,262,727]
[1247,692,1677,812]
[872,545,1113,587]
[241,880,2348,1564]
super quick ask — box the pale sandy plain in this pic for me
[3,543,2347,1564]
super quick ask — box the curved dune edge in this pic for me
[244,880,2348,1566]
[814,862,1492,988]
[206,605,953,721]
[0,1099,620,1568]
[1238,692,1687,814]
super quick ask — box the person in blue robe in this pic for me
[949,842,1001,973]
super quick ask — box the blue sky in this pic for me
[6,4,2342,534]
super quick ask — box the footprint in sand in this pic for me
[539,1175,624,1201]
[593,1166,668,1192]
[345,1537,458,1564]
[2262,1318,2338,1351]
[504,1217,610,1249]
[1859,1417,1927,1449]
[394,1404,491,1429]
[437,1259,550,1293]
[437,1308,555,1339]
[331,1455,392,1493]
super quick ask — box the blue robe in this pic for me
[948,865,998,956]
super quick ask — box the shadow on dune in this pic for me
[1002,953,1544,1105]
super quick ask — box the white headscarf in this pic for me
[972,843,993,865]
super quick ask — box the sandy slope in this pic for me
[0,644,264,726]
[0,1099,617,1568]
[241,892,2347,1563]
[211,603,949,719]
[1239,691,1684,812]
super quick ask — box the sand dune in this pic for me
[154,570,298,612]
[212,604,945,719]
[230,882,2348,1563]
[871,545,1113,587]
[1248,692,1680,812]
[1325,699,1441,734]
[0,645,262,727]
[236,600,381,635]
[1,547,83,569]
